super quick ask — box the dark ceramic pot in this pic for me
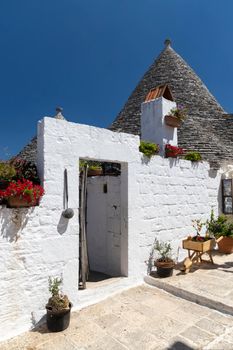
[46,303,72,332]
[155,259,175,278]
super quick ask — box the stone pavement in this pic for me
[1,284,233,350]
[145,252,233,316]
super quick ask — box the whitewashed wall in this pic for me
[0,117,221,341]
[87,176,121,276]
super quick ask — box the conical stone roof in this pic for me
[110,41,233,168]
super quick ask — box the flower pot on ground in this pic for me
[87,165,103,176]
[207,212,233,254]
[153,240,175,278]
[46,277,72,332]
[0,179,44,208]
[165,144,184,158]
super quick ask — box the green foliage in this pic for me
[10,158,40,184]
[184,152,202,162]
[79,160,102,170]
[169,105,187,121]
[49,276,62,296]
[153,239,173,261]
[207,210,233,238]
[139,141,159,158]
[47,277,70,311]
[0,163,16,181]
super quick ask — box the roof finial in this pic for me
[55,106,65,120]
[164,38,171,48]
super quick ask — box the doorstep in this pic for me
[145,252,233,316]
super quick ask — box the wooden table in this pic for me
[181,238,215,273]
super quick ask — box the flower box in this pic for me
[7,196,36,208]
[182,238,215,253]
[164,115,182,128]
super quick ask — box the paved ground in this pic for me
[146,252,233,316]
[1,252,233,350]
[1,284,233,350]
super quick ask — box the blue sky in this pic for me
[0,0,233,159]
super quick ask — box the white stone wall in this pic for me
[141,97,178,152]
[86,176,121,276]
[0,117,221,341]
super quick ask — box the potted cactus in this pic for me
[46,277,72,332]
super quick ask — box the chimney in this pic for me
[141,85,178,154]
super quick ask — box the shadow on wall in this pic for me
[0,207,32,242]
[57,214,69,235]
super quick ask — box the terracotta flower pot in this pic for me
[164,115,182,128]
[165,152,178,158]
[7,196,34,208]
[216,236,233,254]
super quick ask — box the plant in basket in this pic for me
[46,277,72,332]
[0,179,44,208]
[153,239,175,278]
[168,105,187,121]
[165,144,184,158]
[165,105,187,127]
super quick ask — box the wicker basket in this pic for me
[164,115,182,128]
[7,196,34,208]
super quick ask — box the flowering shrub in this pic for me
[165,144,184,157]
[168,105,187,121]
[0,179,44,205]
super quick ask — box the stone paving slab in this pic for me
[145,252,233,316]
[0,285,233,350]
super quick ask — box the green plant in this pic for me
[79,160,102,170]
[168,105,187,121]
[10,158,40,184]
[0,163,16,181]
[139,141,159,158]
[184,151,202,162]
[47,277,70,311]
[206,211,233,238]
[153,239,173,262]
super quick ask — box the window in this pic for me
[222,179,233,214]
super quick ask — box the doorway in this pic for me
[79,160,128,289]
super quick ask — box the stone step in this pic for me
[144,253,233,317]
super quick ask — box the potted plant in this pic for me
[0,179,44,208]
[46,277,72,332]
[139,140,160,158]
[164,105,187,128]
[0,162,16,189]
[207,212,233,254]
[184,151,202,162]
[183,219,215,253]
[153,240,175,278]
[88,164,103,176]
[165,144,184,158]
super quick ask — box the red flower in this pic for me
[165,144,184,157]
[0,179,44,205]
